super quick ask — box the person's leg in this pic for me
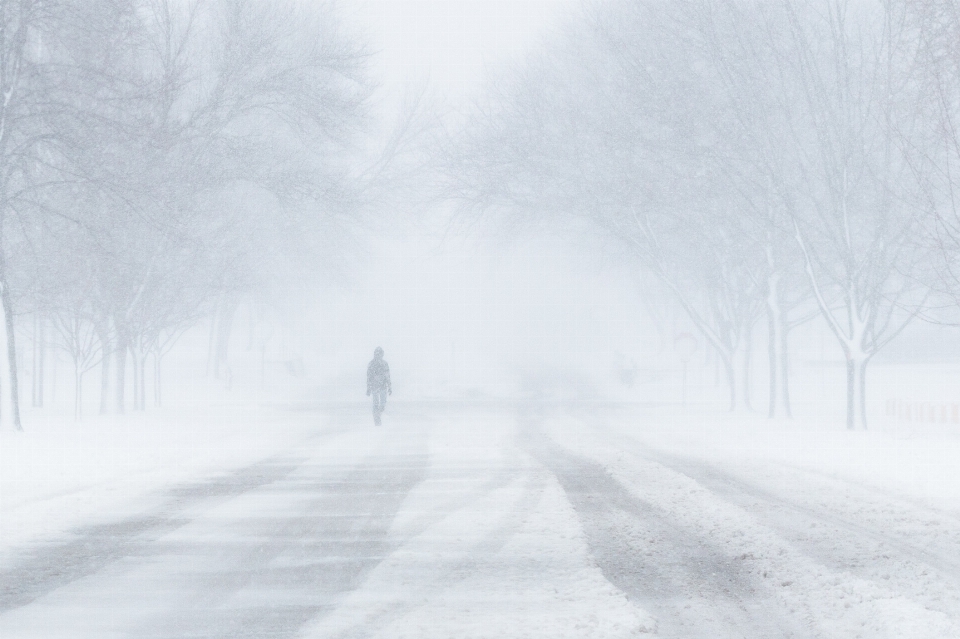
[372,391,381,425]
[376,389,389,424]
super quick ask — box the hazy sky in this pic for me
[354,0,578,97]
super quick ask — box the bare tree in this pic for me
[447,0,932,427]
[50,300,100,419]
[912,0,960,315]
[0,0,149,425]
[0,0,53,430]
[446,1,770,410]
[676,0,819,417]
[32,0,373,412]
[151,322,190,408]
[772,0,929,429]
[30,312,44,406]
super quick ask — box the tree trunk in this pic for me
[74,364,82,420]
[780,323,792,418]
[154,352,162,408]
[31,318,37,407]
[859,357,869,430]
[32,314,45,408]
[214,303,237,379]
[37,317,44,407]
[765,274,782,418]
[0,272,22,431]
[767,309,778,418]
[115,333,128,414]
[721,351,736,411]
[845,353,869,430]
[131,348,140,410]
[98,323,112,415]
[51,347,57,406]
[845,357,855,430]
[138,352,147,410]
[205,310,218,376]
[260,342,266,391]
[742,327,753,412]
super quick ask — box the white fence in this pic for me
[885,400,960,424]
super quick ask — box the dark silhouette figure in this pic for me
[366,347,392,425]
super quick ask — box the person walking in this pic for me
[366,347,392,425]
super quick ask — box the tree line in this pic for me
[446,0,960,429]
[1,0,372,428]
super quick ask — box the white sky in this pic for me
[350,0,579,99]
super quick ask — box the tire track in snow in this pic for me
[0,456,309,613]
[576,413,960,628]
[311,470,550,639]
[140,450,432,639]
[650,452,960,575]
[579,411,960,580]
[521,414,809,639]
[635,447,960,623]
[0,424,352,614]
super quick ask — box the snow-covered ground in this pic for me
[543,404,960,638]
[2,400,959,638]
[0,407,335,562]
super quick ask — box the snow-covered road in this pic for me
[2,403,959,638]
[522,416,805,638]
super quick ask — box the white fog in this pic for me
[2,1,960,637]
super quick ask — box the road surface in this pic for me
[2,402,959,638]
